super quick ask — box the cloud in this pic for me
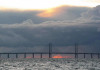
[77,5,100,23]
[0,10,42,24]
[0,6,89,24]
[0,5,100,53]
[97,28,100,32]
[0,5,100,25]
[0,18,100,53]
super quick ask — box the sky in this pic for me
[0,0,100,53]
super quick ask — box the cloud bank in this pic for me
[0,5,100,53]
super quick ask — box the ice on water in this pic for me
[0,58,100,70]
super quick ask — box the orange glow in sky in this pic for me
[37,9,55,17]
[37,7,61,17]
[52,54,73,58]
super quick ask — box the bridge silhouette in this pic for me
[0,43,100,59]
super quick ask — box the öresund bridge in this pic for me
[0,43,100,59]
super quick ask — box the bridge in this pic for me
[0,43,99,59]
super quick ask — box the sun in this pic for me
[0,0,100,10]
[52,54,73,58]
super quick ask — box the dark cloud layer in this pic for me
[0,6,89,24]
[0,6,100,53]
